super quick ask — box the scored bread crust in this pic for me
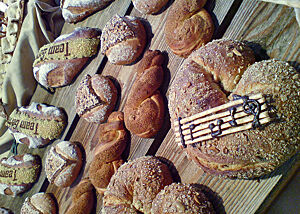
[169,39,300,178]
[20,193,57,214]
[164,0,214,58]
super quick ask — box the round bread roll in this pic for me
[169,39,300,178]
[20,192,57,214]
[100,14,147,65]
[75,74,118,123]
[102,156,173,213]
[45,141,83,187]
[164,0,214,58]
[132,0,169,14]
[151,183,215,214]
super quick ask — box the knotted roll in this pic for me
[164,0,214,57]
[0,154,41,197]
[169,39,300,178]
[89,111,128,194]
[124,50,165,138]
[33,27,101,88]
[65,179,95,214]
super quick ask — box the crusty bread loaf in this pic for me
[102,156,173,213]
[45,141,83,187]
[132,0,169,14]
[151,183,215,214]
[164,0,214,57]
[33,27,101,88]
[6,102,67,148]
[0,154,41,197]
[89,111,127,194]
[124,50,165,138]
[65,179,95,214]
[61,0,114,23]
[100,14,146,65]
[75,74,118,123]
[20,192,57,214]
[169,39,300,178]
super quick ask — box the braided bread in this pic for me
[169,39,300,178]
[124,50,165,138]
[89,111,128,194]
[65,179,95,214]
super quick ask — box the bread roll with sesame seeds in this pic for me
[33,27,101,88]
[100,14,147,65]
[102,156,173,214]
[169,39,300,178]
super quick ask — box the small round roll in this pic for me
[132,0,169,14]
[152,183,215,214]
[20,192,57,214]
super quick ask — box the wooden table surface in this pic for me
[0,0,299,213]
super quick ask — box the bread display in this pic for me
[65,179,95,214]
[6,102,67,148]
[124,50,165,138]
[132,0,169,14]
[45,141,83,187]
[33,27,101,88]
[169,39,299,178]
[0,154,41,197]
[164,0,214,57]
[152,183,215,214]
[89,111,128,194]
[61,0,114,23]
[20,192,57,214]
[75,74,117,123]
[102,156,173,213]
[100,14,146,65]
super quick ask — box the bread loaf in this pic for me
[65,179,95,214]
[102,156,173,213]
[0,154,41,197]
[100,14,146,65]
[164,0,214,57]
[75,74,118,123]
[169,39,300,178]
[6,102,67,148]
[20,192,57,214]
[152,183,215,214]
[124,50,165,138]
[33,27,101,88]
[61,0,114,23]
[132,0,169,14]
[45,141,83,187]
[89,111,127,194]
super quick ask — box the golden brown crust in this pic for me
[89,112,128,194]
[165,0,213,58]
[102,156,173,214]
[124,50,165,138]
[151,183,215,214]
[65,179,95,214]
[132,0,169,14]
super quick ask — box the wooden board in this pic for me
[0,0,299,213]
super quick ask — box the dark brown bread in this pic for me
[165,0,214,57]
[124,50,165,138]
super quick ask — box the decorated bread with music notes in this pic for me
[6,102,67,148]
[0,154,41,197]
[169,39,299,178]
[33,27,101,88]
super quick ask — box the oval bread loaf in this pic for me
[132,0,169,14]
[0,154,41,197]
[45,141,83,187]
[20,192,57,214]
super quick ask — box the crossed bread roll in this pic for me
[132,0,169,14]
[33,27,101,88]
[124,50,165,138]
[101,14,146,65]
[169,39,300,178]
[0,154,41,197]
[45,141,83,187]
[20,192,57,214]
[6,102,67,148]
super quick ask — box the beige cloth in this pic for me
[0,0,63,153]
